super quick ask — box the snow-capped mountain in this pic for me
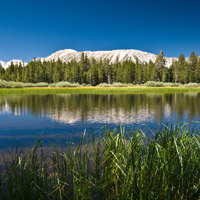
[0,60,27,69]
[38,49,178,67]
[0,49,178,69]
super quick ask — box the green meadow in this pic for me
[1,86,200,95]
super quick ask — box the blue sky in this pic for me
[0,0,200,61]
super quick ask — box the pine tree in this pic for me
[98,60,106,83]
[80,53,90,83]
[135,59,142,84]
[70,60,80,83]
[142,63,148,83]
[52,64,60,83]
[148,61,156,81]
[178,54,188,84]
[188,51,198,82]
[161,68,167,82]
[103,59,111,84]
[123,61,132,83]
[195,58,200,83]
[116,63,124,83]
[111,57,119,83]
[89,58,98,85]
[155,50,166,81]
[0,64,5,79]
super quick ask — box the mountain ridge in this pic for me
[38,49,178,67]
[1,49,179,69]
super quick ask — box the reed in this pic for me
[0,124,199,199]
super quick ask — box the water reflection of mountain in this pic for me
[0,93,200,124]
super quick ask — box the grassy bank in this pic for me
[0,124,200,199]
[1,86,200,95]
[1,80,200,95]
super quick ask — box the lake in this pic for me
[0,93,200,149]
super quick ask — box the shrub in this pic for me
[48,83,56,87]
[0,80,9,88]
[184,83,199,88]
[112,82,134,87]
[145,81,156,87]
[146,81,164,87]
[49,81,80,88]
[0,80,24,88]
[98,83,112,87]
[9,81,24,88]
[98,83,134,87]
[164,82,181,87]
[24,83,35,87]
[24,82,49,87]
[34,82,49,87]
[81,83,92,87]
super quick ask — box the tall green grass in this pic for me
[0,124,199,199]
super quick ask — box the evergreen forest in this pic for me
[0,51,200,85]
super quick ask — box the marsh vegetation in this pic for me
[0,124,199,199]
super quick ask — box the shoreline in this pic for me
[1,86,200,95]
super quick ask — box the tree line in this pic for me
[0,51,200,85]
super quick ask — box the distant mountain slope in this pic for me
[0,60,27,69]
[38,49,178,67]
[0,49,178,69]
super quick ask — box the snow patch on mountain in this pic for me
[38,49,178,67]
[0,60,27,69]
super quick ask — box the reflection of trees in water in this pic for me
[172,93,200,121]
[0,96,6,112]
[0,93,200,123]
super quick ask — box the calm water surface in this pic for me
[0,93,200,149]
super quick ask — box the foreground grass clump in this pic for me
[0,124,199,199]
